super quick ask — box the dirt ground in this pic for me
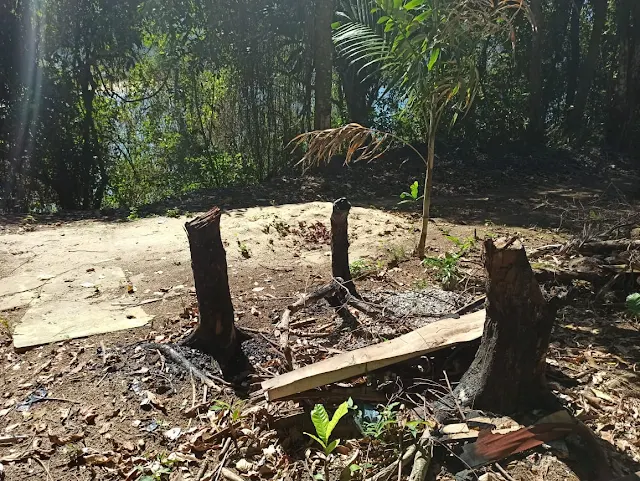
[1,153,639,481]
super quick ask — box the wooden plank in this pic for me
[261,309,486,401]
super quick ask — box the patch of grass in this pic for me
[237,239,251,258]
[412,278,429,290]
[165,208,181,218]
[127,208,139,221]
[626,293,640,318]
[382,244,408,267]
[422,235,475,290]
[0,317,11,335]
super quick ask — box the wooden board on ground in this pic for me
[261,309,486,401]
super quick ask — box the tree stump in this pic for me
[331,198,358,297]
[450,237,556,414]
[184,207,241,371]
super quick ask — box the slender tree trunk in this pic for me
[566,0,608,134]
[607,0,631,147]
[184,207,242,372]
[416,125,435,259]
[565,0,585,112]
[527,0,544,142]
[313,0,334,130]
[448,238,556,415]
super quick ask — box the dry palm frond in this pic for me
[289,123,426,171]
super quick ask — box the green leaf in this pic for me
[428,48,440,71]
[325,438,340,455]
[377,16,390,24]
[304,432,328,450]
[394,0,404,8]
[414,10,432,23]
[310,404,330,444]
[326,400,350,440]
[384,19,395,32]
[409,180,419,199]
[626,293,640,316]
[403,0,424,10]
[350,465,362,474]
[331,21,342,29]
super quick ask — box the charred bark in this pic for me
[330,198,357,297]
[184,207,243,373]
[450,238,556,415]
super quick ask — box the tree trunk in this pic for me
[566,0,608,134]
[450,238,556,415]
[527,0,544,142]
[565,0,585,112]
[184,207,241,371]
[330,198,357,297]
[313,0,334,130]
[416,127,435,258]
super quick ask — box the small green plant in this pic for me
[305,399,352,455]
[237,239,251,259]
[422,235,475,290]
[210,399,245,422]
[626,293,640,317]
[135,453,179,480]
[360,402,399,439]
[398,181,423,205]
[350,259,375,278]
[127,208,139,221]
[165,208,181,218]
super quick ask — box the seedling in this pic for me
[398,181,423,205]
[422,235,475,290]
[626,293,640,317]
[305,399,352,455]
[237,239,251,259]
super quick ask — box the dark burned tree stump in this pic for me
[451,237,556,414]
[184,207,243,373]
[331,198,358,297]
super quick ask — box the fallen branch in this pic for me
[366,444,417,481]
[143,343,223,392]
[275,280,340,370]
[408,430,432,481]
[221,468,247,481]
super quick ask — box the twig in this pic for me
[443,371,465,421]
[408,430,432,481]
[33,457,53,481]
[29,396,80,405]
[100,341,107,365]
[143,343,222,392]
[195,460,209,481]
[494,463,516,481]
[366,445,417,481]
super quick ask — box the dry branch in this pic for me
[274,280,340,370]
[143,343,222,392]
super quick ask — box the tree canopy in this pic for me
[1,0,639,212]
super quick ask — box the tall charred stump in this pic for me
[331,198,358,297]
[451,238,556,414]
[184,207,242,374]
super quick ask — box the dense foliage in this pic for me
[1,0,639,212]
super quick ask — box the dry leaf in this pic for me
[48,430,84,446]
[83,453,111,465]
[141,391,165,411]
[167,452,198,463]
[80,406,97,424]
[164,427,182,441]
[236,459,253,473]
[591,388,615,403]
